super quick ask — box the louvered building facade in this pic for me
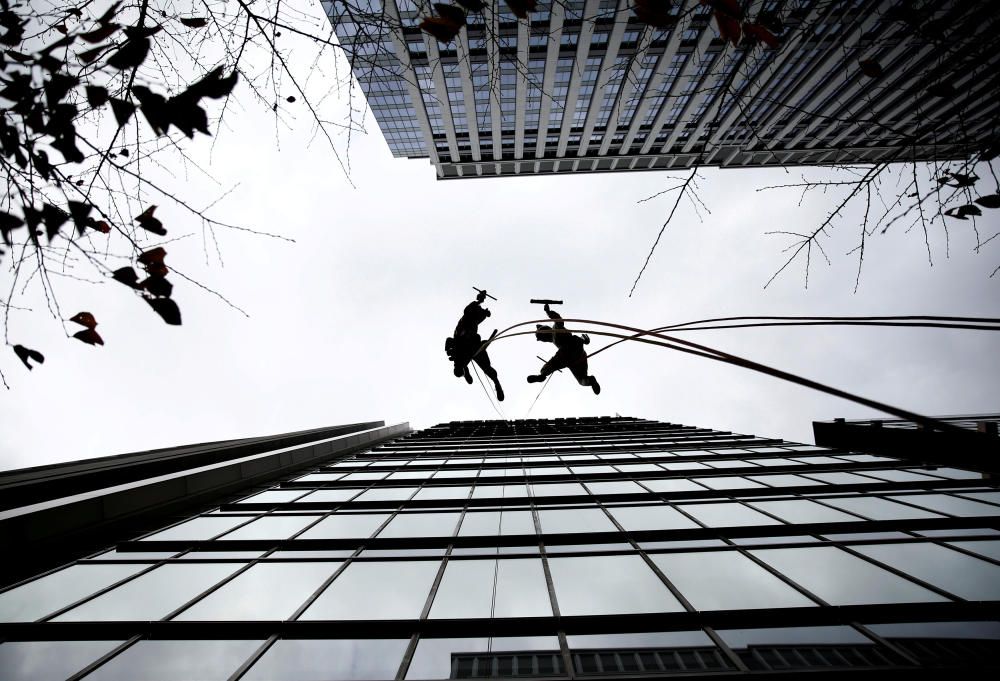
[1,415,999,678]
[322,0,999,179]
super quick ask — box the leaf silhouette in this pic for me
[13,344,44,370]
[859,59,882,78]
[109,98,135,126]
[78,46,104,64]
[41,203,69,240]
[86,85,109,108]
[91,220,112,234]
[145,296,182,325]
[743,22,780,48]
[0,210,24,246]
[454,0,486,11]
[112,266,142,288]
[67,200,93,235]
[140,276,173,297]
[70,311,98,329]
[633,0,676,29]
[106,34,149,70]
[973,194,1000,209]
[180,17,208,28]
[73,328,104,346]
[80,23,120,44]
[420,17,462,43]
[135,205,165,235]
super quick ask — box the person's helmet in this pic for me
[535,324,554,342]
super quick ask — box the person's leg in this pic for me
[473,351,504,401]
[569,357,600,395]
[527,354,562,383]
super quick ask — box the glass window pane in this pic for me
[751,547,949,605]
[585,481,646,495]
[242,639,408,680]
[643,479,706,493]
[0,640,123,681]
[680,502,782,527]
[237,490,305,503]
[526,466,571,476]
[471,484,529,499]
[615,464,662,472]
[389,471,431,480]
[886,494,1000,517]
[650,552,815,610]
[500,510,537,535]
[406,637,560,679]
[356,487,416,502]
[0,564,146,622]
[378,512,461,538]
[571,465,616,474]
[948,540,1000,561]
[429,559,552,618]
[548,555,684,615]
[538,508,616,534]
[821,496,943,520]
[458,511,501,536]
[300,561,439,620]
[693,477,765,490]
[339,472,388,481]
[54,563,240,621]
[413,487,471,501]
[140,516,248,541]
[749,474,822,487]
[853,543,1000,601]
[221,515,320,540]
[608,505,698,531]
[175,563,338,620]
[301,489,362,502]
[748,500,864,524]
[296,473,344,482]
[804,472,878,484]
[299,514,389,539]
[84,640,261,681]
[861,470,940,482]
[530,482,587,497]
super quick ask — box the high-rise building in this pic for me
[323,0,999,179]
[2,415,999,679]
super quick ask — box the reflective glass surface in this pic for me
[301,561,439,620]
[0,640,123,681]
[299,513,390,539]
[854,543,1000,600]
[406,637,561,679]
[84,640,261,681]
[429,558,552,618]
[548,555,684,615]
[242,639,409,680]
[0,564,146,622]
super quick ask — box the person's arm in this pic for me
[544,303,563,327]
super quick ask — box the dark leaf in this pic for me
[44,73,78,108]
[109,97,135,126]
[145,296,182,325]
[69,311,98,329]
[633,0,676,29]
[135,205,165,235]
[0,210,24,246]
[106,35,149,70]
[950,173,978,187]
[757,9,784,34]
[974,194,1000,209]
[714,9,742,46]
[179,17,208,28]
[132,85,169,134]
[945,204,982,220]
[701,0,743,19]
[79,23,119,43]
[286,95,296,103]
[434,3,467,26]
[186,66,238,100]
[420,17,462,43]
[119,147,129,156]
[454,0,486,11]
[112,266,141,288]
[78,46,104,63]
[742,21,780,48]
[38,36,75,57]
[6,50,31,63]
[137,245,167,267]
[858,58,882,78]
[73,328,104,346]
[86,85,109,108]
[55,23,68,35]
[91,219,111,233]
[97,2,123,25]
[41,202,69,240]
[141,275,172,297]
[12,344,44,370]
[67,200,93,235]
[503,0,537,20]
[32,150,53,180]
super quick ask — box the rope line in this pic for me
[525,374,553,418]
[471,362,504,419]
[474,315,1000,436]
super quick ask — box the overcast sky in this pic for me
[1,3,998,472]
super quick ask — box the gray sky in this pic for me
[2,3,998,471]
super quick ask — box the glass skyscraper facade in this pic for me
[322,0,998,179]
[1,415,999,678]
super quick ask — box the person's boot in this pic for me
[589,376,601,395]
[495,384,505,401]
[463,367,473,384]
[527,375,544,383]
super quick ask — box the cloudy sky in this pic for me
[1,2,998,472]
